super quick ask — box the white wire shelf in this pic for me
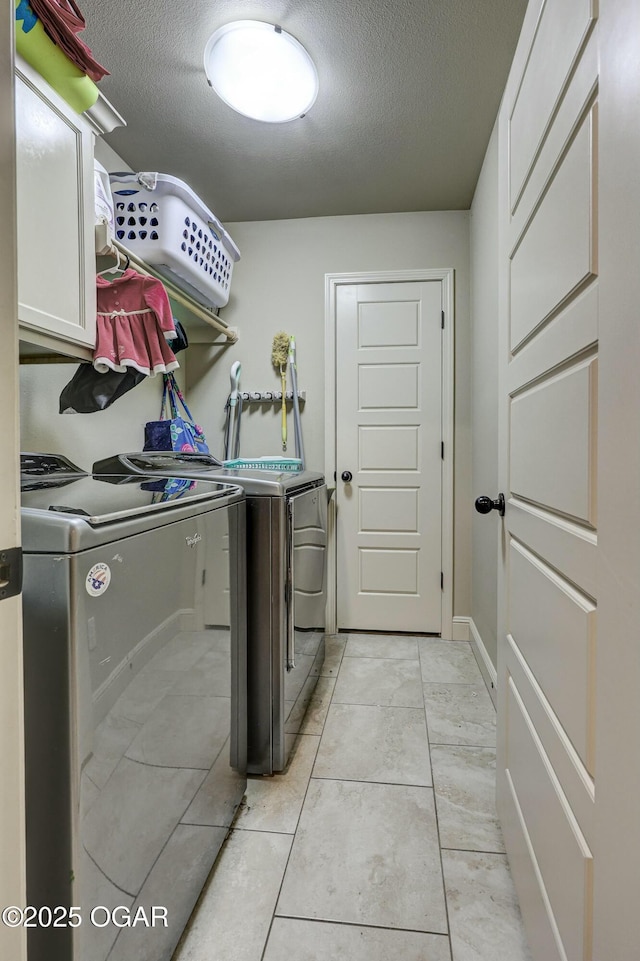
[95,224,238,343]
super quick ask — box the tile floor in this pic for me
[173,634,532,961]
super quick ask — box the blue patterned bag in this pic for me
[140,476,196,500]
[143,373,209,455]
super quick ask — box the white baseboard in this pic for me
[469,617,498,706]
[450,616,498,705]
[451,616,470,641]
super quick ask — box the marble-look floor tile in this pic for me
[285,698,300,733]
[314,703,431,786]
[283,654,317,703]
[431,745,504,853]
[180,739,245,828]
[301,676,336,735]
[282,731,299,771]
[310,634,346,677]
[333,656,424,708]
[286,676,336,736]
[107,824,228,961]
[284,663,322,734]
[442,849,532,961]
[295,631,324,657]
[276,779,447,933]
[173,830,293,961]
[344,633,419,660]
[418,639,484,684]
[159,632,533,961]
[236,734,320,834]
[263,917,452,961]
[423,683,496,747]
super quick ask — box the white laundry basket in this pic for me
[94,160,115,236]
[109,172,241,308]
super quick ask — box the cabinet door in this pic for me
[15,66,95,348]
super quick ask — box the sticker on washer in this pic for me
[86,562,111,597]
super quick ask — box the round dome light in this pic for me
[204,21,319,123]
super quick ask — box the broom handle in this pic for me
[289,355,305,468]
[281,367,287,450]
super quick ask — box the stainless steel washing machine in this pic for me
[20,453,247,961]
[93,452,328,775]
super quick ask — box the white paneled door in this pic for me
[335,281,442,633]
[496,1,598,959]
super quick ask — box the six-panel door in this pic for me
[336,281,443,633]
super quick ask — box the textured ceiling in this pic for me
[80,0,527,223]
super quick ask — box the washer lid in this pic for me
[93,451,325,496]
[94,451,223,476]
[21,451,87,488]
[21,472,238,525]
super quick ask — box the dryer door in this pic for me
[285,484,328,671]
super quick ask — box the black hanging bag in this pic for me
[59,363,146,414]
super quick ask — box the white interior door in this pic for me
[496,2,598,958]
[0,7,27,958]
[335,281,442,633]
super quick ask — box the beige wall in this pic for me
[19,205,472,619]
[469,122,500,667]
[187,210,472,617]
[19,364,171,469]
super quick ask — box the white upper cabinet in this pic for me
[15,56,123,356]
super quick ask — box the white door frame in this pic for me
[0,4,27,959]
[324,268,455,638]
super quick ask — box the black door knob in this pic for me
[475,493,505,516]
[341,471,353,483]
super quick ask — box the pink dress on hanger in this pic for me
[94,268,179,376]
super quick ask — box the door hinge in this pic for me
[0,547,23,601]
[440,571,444,590]
[441,310,445,329]
[441,442,444,459]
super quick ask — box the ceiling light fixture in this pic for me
[204,20,319,123]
